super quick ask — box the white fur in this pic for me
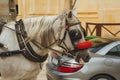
[0,22,19,50]
[0,10,86,80]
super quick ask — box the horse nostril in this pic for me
[86,55,90,59]
[84,55,91,62]
[75,55,80,63]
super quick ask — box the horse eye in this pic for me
[69,29,82,42]
[75,32,78,36]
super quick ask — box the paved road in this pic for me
[0,66,47,80]
[0,62,47,80]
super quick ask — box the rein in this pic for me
[0,18,70,62]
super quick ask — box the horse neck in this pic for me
[23,16,62,51]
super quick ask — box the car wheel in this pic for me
[90,74,115,80]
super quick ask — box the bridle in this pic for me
[57,11,84,55]
[57,17,82,56]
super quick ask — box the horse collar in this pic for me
[15,19,48,63]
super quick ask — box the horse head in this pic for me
[54,10,92,63]
[22,9,92,63]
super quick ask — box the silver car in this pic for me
[46,41,120,80]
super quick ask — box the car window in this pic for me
[89,45,106,53]
[107,44,120,57]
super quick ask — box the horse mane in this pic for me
[22,16,58,47]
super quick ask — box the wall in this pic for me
[76,0,120,37]
[98,0,120,37]
[17,0,71,19]
[0,0,17,21]
[17,0,120,37]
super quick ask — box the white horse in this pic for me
[0,10,91,80]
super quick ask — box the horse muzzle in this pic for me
[75,49,91,63]
[74,41,92,63]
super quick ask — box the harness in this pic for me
[0,20,48,63]
[0,14,86,62]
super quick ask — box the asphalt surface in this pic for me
[0,62,47,80]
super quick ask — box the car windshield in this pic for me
[89,45,106,53]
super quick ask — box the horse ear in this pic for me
[68,11,72,18]
[71,8,77,16]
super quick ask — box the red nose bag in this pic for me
[76,41,92,49]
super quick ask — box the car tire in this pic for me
[90,74,115,80]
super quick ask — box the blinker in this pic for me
[76,41,92,49]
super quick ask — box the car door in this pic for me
[106,44,120,77]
